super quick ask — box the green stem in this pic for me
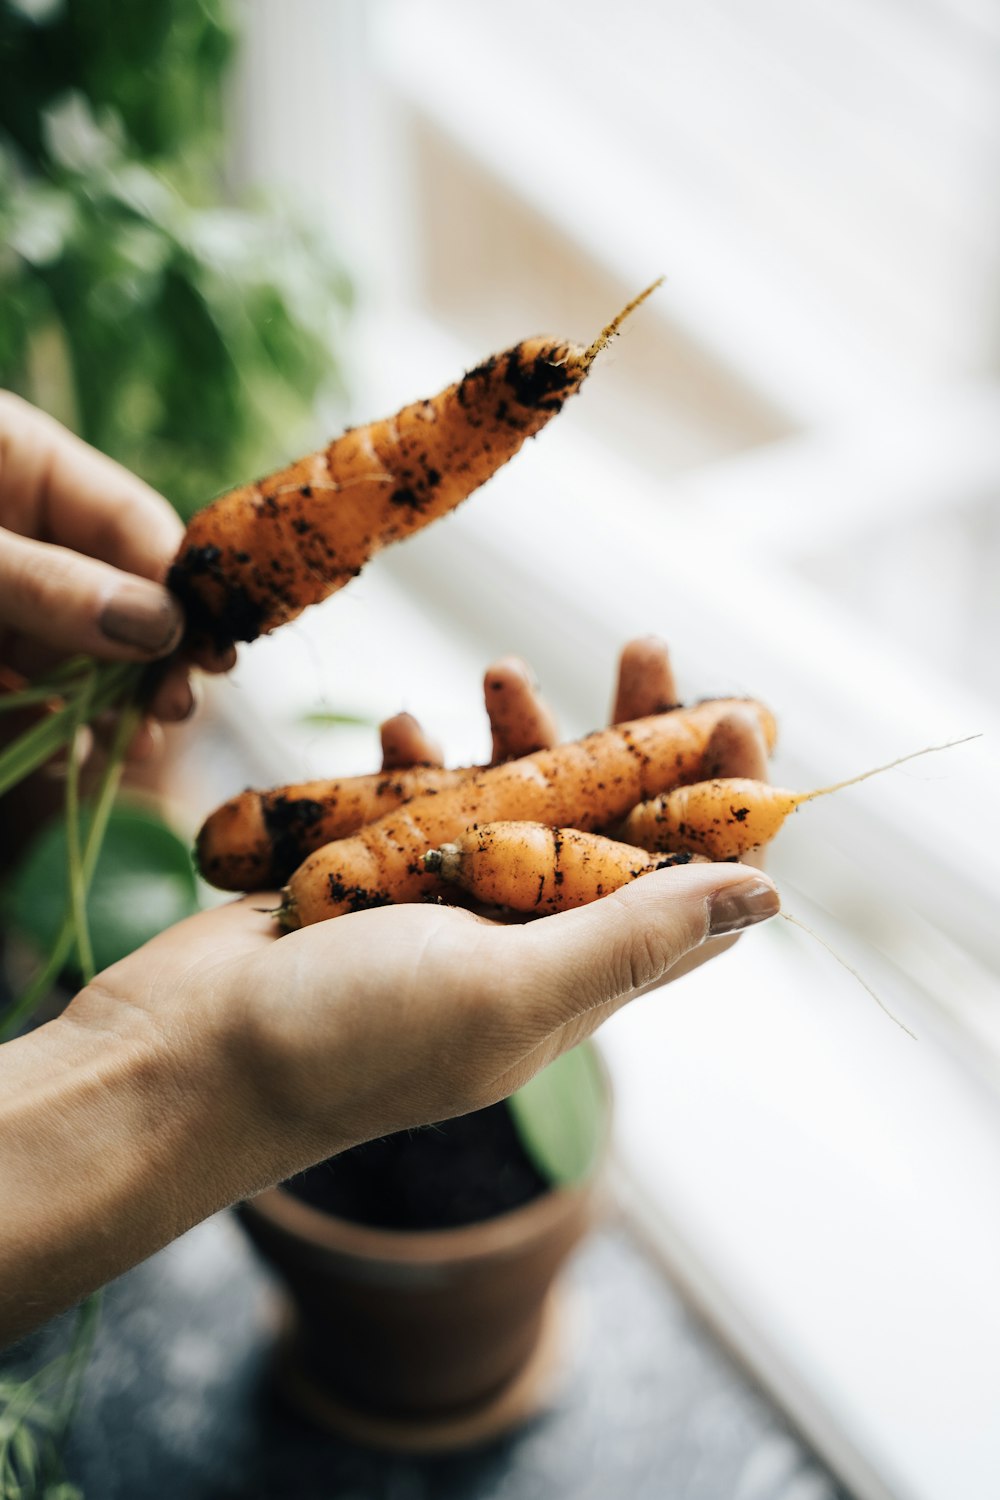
[80,704,141,889]
[0,944,71,1047]
[52,1296,101,1449]
[0,662,139,799]
[0,700,141,1042]
[0,658,96,715]
[33,657,96,688]
[0,687,68,715]
[0,680,142,1496]
[63,683,96,985]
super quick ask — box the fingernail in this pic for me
[708,878,780,936]
[99,582,183,655]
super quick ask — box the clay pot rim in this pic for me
[242,1169,598,1268]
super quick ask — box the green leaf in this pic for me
[4,802,200,974]
[296,709,377,729]
[10,1421,39,1485]
[507,1041,610,1188]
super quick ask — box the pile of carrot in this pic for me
[199,681,971,926]
[193,632,787,921]
[184,287,967,930]
[274,694,778,926]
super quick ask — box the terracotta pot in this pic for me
[238,1089,609,1450]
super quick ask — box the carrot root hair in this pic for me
[581,277,664,368]
[779,910,917,1040]
[798,732,982,806]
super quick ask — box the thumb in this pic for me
[0,527,183,660]
[510,862,780,1030]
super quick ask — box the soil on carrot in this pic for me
[284,1102,548,1230]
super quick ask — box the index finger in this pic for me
[0,393,183,582]
[484,656,559,762]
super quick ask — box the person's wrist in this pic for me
[213,960,363,1177]
[56,977,287,1211]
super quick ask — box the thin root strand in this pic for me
[801,733,982,805]
[779,910,917,1040]
[582,277,664,367]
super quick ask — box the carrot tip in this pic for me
[582,277,664,367]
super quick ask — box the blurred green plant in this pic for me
[508,1041,609,1187]
[0,0,351,518]
[4,799,200,988]
[0,4,350,1492]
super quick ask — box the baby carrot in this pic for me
[617,735,979,858]
[197,764,473,891]
[278,697,777,928]
[197,656,566,890]
[424,822,698,915]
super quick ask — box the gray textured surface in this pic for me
[4,1211,851,1499]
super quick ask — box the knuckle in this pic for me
[89,492,154,560]
[13,547,57,611]
[611,925,670,995]
[18,546,77,612]
[604,890,692,995]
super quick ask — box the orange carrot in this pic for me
[168,284,662,649]
[278,697,777,928]
[617,736,978,858]
[197,656,566,891]
[196,764,473,891]
[424,822,699,915]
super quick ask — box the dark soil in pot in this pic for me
[284,1101,549,1231]
[238,1068,609,1448]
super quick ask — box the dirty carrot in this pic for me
[424,822,700,916]
[198,657,569,890]
[197,764,474,891]
[278,696,776,928]
[617,735,980,859]
[168,282,662,649]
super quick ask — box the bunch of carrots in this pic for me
[197,668,783,923]
[173,281,949,931]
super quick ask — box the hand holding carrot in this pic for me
[0,396,210,722]
[0,834,777,1345]
[0,395,235,871]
